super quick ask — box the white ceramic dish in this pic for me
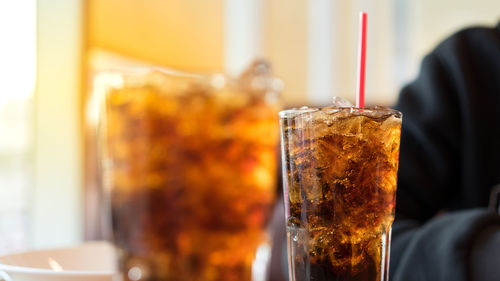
[0,241,116,281]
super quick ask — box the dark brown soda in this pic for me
[280,107,402,281]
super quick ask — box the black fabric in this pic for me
[391,23,500,281]
[470,225,500,281]
[391,209,500,281]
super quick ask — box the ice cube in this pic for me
[237,60,282,102]
[239,59,271,79]
[238,60,271,91]
[331,96,353,107]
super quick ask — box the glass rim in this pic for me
[279,105,402,119]
[93,64,284,95]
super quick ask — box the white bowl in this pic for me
[0,241,116,281]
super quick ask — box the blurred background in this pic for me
[0,0,499,253]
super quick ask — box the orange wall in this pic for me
[264,0,307,105]
[86,0,224,72]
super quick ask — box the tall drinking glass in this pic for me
[280,106,402,281]
[96,62,281,281]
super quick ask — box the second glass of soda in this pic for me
[97,61,282,281]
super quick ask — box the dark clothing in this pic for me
[391,23,500,281]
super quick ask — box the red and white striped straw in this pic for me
[356,12,367,108]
